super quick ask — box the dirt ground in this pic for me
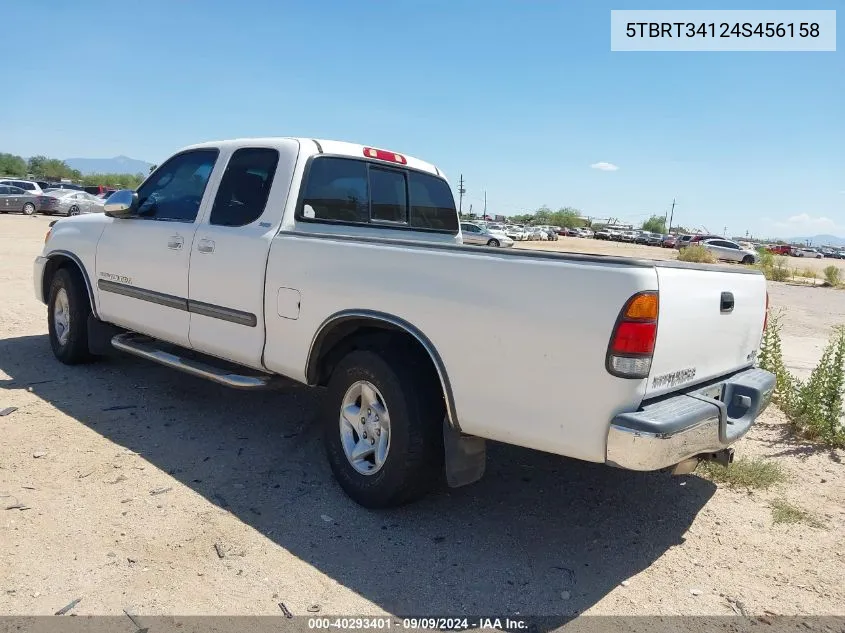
[1,215,843,621]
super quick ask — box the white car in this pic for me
[34,136,774,508]
[793,247,823,259]
[460,222,514,248]
[504,225,526,241]
[700,239,758,265]
[0,178,43,195]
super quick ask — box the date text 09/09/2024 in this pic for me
[626,22,820,39]
[308,618,528,630]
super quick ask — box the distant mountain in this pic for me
[785,234,845,247]
[64,155,153,176]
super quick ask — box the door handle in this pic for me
[167,235,184,250]
[197,238,215,254]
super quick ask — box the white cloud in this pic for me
[773,213,843,234]
[590,162,619,171]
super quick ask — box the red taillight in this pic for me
[611,322,657,355]
[607,291,659,379]
[363,147,407,165]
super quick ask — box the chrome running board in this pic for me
[111,333,282,390]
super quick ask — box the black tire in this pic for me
[22,202,35,216]
[741,255,754,265]
[322,347,444,508]
[68,206,80,216]
[487,239,500,247]
[47,268,95,365]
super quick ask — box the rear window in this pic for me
[300,158,369,223]
[369,167,407,223]
[299,156,457,233]
[409,172,458,232]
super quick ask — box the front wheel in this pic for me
[47,268,95,364]
[68,206,80,216]
[741,255,754,265]
[487,239,500,247]
[322,348,444,508]
[22,202,35,215]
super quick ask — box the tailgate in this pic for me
[646,266,767,398]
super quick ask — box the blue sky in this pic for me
[2,1,842,238]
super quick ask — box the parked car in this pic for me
[0,178,43,195]
[636,232,663,246]
[792,247,823,259]
[662,235,678,248]
[461,222,514,247]
[676,235,693,249]
[544,227,559,241]
[46,182,86,191]
[35,137,774,508]
[687,234,723,248]
[0,184,39,214]
[700,239,758,265]
[821,248,837,258]
[619,231,637,242]
[766,244,792,256]
[505,225,528,241]
[38,189,106,216]
[594,229,611,240]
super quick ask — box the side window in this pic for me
[369,167,407,223]
[210,148,279,227]
[408,172,458,232]
[300,158,368,223]
[0,186,8,194]
[462,224,479,233]
[136,149,218,222]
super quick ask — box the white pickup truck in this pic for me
[34,137,775,508]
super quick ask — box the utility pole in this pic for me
[667,198,676,233]
[483,190,487,220]
[457,174,465,218]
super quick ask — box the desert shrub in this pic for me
[759,311,845,447]
[823,265,842,287]
[677,244,716,264]
[801,267,818,283]
[755,249,790,281]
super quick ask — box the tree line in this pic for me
[504,206,687,234]
[0,152,146,189]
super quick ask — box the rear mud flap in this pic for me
[443,419,486,488]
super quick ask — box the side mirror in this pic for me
[103,189,139,218]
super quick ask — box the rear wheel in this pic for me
[22,202,35,216]
[68,206,80,216]
[322,347,444,508]
[47,268,95,364]
[487,238,500,247]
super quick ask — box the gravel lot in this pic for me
[1,216,843,621]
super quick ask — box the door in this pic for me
[0,186,9,211]
[95,148,219,347]
[188,142,299,368]
[460,223,483,245]
[6,186,27,212]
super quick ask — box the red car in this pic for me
[662,235,678,248]
[767,244,792,255]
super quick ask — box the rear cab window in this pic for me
[298,156,458,234]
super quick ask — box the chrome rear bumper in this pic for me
[606,367,775,471]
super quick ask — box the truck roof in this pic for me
[180,137,443,178]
